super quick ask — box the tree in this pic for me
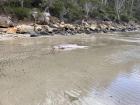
[114,0,126,20]
[19,0,24,8]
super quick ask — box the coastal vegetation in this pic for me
[0,0,140,22]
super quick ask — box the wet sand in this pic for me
[0,32,140,105]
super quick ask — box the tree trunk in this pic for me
[19,0,24,8]
[130,0,134,17]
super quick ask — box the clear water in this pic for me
[0,32,140,105]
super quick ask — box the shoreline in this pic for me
[0,29,139,42]
[1,17,140,38]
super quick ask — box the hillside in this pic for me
[0,0,140,22]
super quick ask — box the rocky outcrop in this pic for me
[31,20,138,36]
[0,15,138,36]
[0,16,14,28]
[16,25,34,34]
[37,12,51,25]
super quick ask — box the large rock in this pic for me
[59,22,65,28]
[89,24,98,30]
[0,16,14,28]
[37,12,51,25]
[49,16,61,24]
[16,25,34,34]
[42,25,55,33]
[0,28,7,33]
[34,25,56,34]
[6,27,17,34]
[64,24,75,30]
[100,24,108,30]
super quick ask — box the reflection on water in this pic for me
[82,65,140,105]
[0,32,140,105]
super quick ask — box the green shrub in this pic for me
[134,10,140,21]
[108,14,117,21]
[120,15,130,22]
[50,0,64,18]
[91,9,109,20]
[5,6,31,20]
[50,0,84,21]
[66,5,84,21]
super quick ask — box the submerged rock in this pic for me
[30,32,39,37]
[64,90,81,102]
[54,44,88,51]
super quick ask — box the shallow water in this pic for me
[0,32,140,105]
